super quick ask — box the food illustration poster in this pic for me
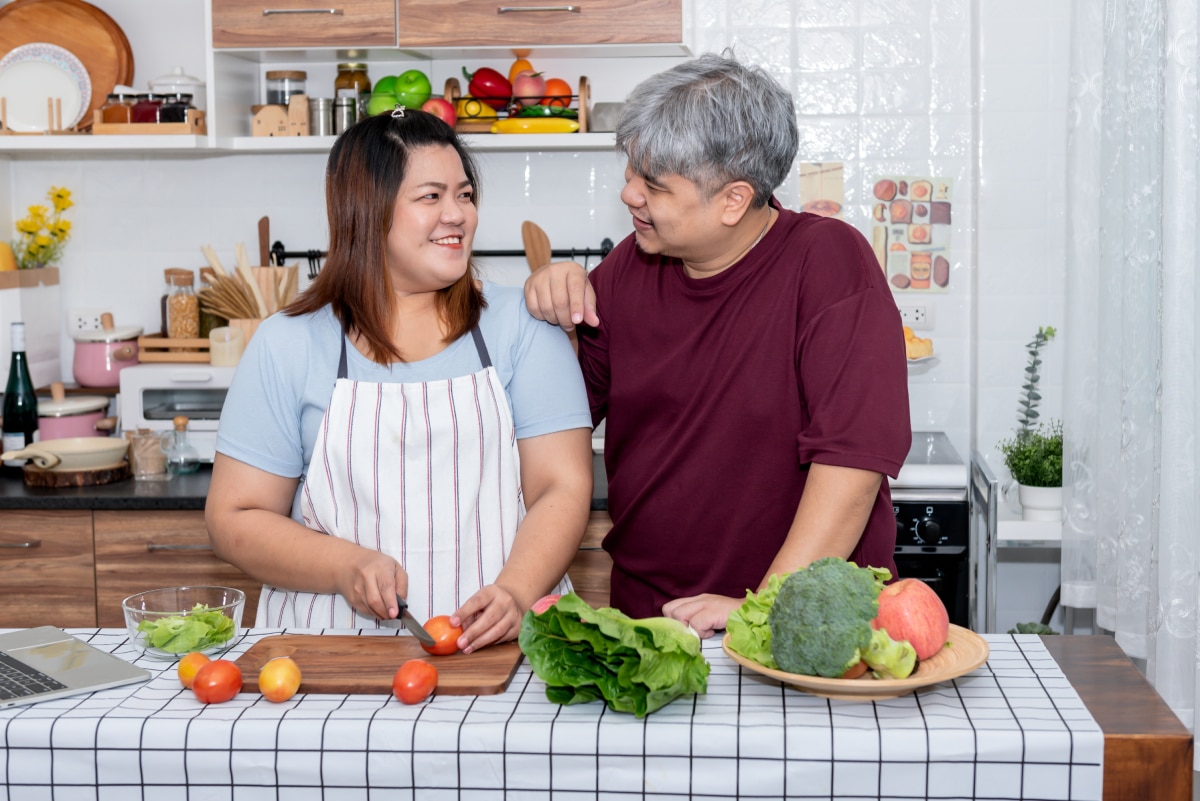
[799,162,845,220]
[869,176,953,292]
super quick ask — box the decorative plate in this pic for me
[722,624,990,701]
[0,42,91,131]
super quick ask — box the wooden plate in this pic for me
[722,624,989,701]
[0,0,134,131]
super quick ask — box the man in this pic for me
[525,53,911,637]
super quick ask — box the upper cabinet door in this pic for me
[397,0,682,47]
[212,0,398,48]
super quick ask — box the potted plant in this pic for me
[998,326,1064,521]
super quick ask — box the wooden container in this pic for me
[91,108,207,136]
[137,333,210,363]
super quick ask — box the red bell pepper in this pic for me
[463,66,512,110]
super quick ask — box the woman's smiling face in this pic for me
[385,143,478,295]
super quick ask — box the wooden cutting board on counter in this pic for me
[234,634,524,696]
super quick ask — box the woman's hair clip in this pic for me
[391,105,406,119]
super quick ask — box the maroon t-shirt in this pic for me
[578,207,911,618]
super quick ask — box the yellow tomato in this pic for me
[177,651,211,689]
[258,656,302,703]
[508,58,534,84]
[456,97,498,120]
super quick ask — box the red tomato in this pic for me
[393,659,438,704]
[420,614,463,656]
[540,78,573,108]
[192,659,243,704]
[177,651,211,689]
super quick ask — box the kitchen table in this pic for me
[1,630,1171,801]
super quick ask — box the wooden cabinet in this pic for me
[398,0,683,48]
[94,510,262,628]
[212,0,397,48]
[0,510,96,628]
[566,511,612,607]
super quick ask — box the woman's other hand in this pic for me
[333,550,409,622]
[452,584,523,653]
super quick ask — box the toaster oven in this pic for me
[118,364,238,462]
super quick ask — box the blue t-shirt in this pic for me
[216,282,591,481]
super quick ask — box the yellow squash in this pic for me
[489,118,580,134]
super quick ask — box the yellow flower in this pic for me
[50,187,72,212]
[11,185,73,269]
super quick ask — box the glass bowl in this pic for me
[122,585,245,660]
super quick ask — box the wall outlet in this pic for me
[898,303,934,330]
[68,308,105,333]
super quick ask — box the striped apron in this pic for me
[256,326,568,627]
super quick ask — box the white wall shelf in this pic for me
[997,517,1062,548]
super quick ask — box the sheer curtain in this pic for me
[1061,0,1200,743]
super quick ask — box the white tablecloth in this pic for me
[0,630,1103,801]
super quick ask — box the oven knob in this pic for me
[916,518,941,540]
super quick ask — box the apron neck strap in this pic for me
[336,324,491,379]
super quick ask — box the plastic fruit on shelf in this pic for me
[420,98,456,128]
[393,69,432,108]
[367,92,398,117]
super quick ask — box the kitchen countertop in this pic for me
[0,465,610,512]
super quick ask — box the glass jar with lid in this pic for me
[100,91,136,124]
[334,63,371,121]
[265,70,307,106]
[165,416,201,476]
[166,269,200,346]
[159,93,195,124]
[131,93,163,124]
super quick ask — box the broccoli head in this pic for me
[768,557,891,678]
[862,627,917,679]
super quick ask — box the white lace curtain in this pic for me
[1061,0,1200,744]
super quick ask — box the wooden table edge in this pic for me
[1042,634,1193,801]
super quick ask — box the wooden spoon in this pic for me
[521,220,552,273]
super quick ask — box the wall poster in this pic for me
[869,176,953,292]
[798,162,845,219]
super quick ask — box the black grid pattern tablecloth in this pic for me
[0,631,1102,800]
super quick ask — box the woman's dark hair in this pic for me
[287,109,484,364]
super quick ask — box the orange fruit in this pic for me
[177,651,211,689]
[258,656,302,703]
[508,58,534,84]
[541,78,573,108]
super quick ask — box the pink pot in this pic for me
[37,384,114,439]
[72,316,142,388]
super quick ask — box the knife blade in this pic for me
[395,595,436,647]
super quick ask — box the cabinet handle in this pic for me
[0,539,40,549]
[262,8,344,15]
[497,5,581,12]
[146,543,214,552]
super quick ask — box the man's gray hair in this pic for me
[615,52,798,206]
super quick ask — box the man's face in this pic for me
[619,162,724,263]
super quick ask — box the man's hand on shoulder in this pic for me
[523,260,599,332]
[661,593,743,639]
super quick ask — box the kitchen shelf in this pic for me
[0,135,208,154]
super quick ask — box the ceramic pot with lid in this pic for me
[148,67,206,111]
[38,382,115,439]
[73,313,142,388]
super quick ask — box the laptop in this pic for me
[0,626,151,709]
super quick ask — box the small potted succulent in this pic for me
[998,326,1063,520]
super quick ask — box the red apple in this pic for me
[873,578,949,660]
[512,70,547,107]
[420,97,457,128]
[531,594,561,614]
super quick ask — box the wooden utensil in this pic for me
[521,220,552,273]
[258,216,271,267]
[234,634,524,696]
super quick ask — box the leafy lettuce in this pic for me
[137,603,235,653]
[725,572,790,669]
[517,593,710,718]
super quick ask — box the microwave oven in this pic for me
[118,364,238,462]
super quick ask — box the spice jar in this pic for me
[100,91,135,124]
[166,269,200,348]
[131,93,163,123]
[334,63,371,121]
[159,92,195,124]
[165,416,200,476]
[266,70,307,106]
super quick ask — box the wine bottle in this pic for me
[2,322,39,470]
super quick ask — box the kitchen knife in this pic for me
[395,595,436,647]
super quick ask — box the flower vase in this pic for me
[1017,484,1063,522]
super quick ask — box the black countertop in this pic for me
[0,466,609,512]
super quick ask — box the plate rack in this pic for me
[0,96,84,135]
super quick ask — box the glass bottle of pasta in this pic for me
[166,269,200,350]
[334,62,371,122]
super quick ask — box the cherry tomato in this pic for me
[192,659,243,704]
[420,614,463,656]
[258,656,302,703]
[177,651,211,689]
[393,659,438,704]
[540,78,573,108]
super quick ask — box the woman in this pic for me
[207,108,593,653]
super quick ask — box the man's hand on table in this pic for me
[662,593,744,639]
[524,260,598,332]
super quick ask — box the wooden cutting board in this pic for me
[234,634,525,696]
[0,0,135,130]
[22,460,130,487]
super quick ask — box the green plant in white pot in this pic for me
[998,326,1063,521]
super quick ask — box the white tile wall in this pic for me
[2,0,1072,632]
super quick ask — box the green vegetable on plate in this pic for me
[137,603,235,653]
[518,592,710,718]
